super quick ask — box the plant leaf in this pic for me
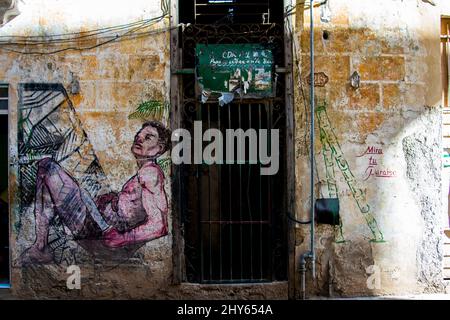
[157,157,171,176]
[128,100,166,120]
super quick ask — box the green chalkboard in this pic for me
[196,44,274,102]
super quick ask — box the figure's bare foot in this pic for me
[21,245,54,265]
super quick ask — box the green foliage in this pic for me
[157,157,171,176]
[128,100,169,121]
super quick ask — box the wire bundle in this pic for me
[0,0,171,54]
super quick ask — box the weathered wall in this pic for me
[0,0,288,300]
[1,0,175,298]
[1,0,448,299]
[293,0,446,297]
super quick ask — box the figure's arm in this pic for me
[103,165,168,248]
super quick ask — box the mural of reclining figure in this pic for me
[22,121,171,264]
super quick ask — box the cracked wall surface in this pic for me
[0,0,448,299]
[293,0,446,297]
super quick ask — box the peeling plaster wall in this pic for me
[1,0,448,299]
[0,0,289,300]
[0,0,176,299]
[293,0,445,297]
[0,0,290,300]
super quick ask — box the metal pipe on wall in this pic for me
[309,0,316,280]
[300,0,317,300]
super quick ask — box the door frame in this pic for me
[169,0,296,297]
[0,82,11,289]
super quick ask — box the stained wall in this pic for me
[293,0,446,297]
[1,0,175,298]
[0,0,449,299]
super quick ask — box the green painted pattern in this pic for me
[316,102,384,243]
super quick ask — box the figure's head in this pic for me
[131,121,171,160]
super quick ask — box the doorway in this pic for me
[174,0,289,284]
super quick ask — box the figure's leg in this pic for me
[22,158,110,264]
[22,177,55,264]
[32,179,54,252]
[38,158,109,234]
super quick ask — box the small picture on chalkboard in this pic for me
[254,68,271,91]
[196,43,274,106]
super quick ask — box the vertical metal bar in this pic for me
[218,103,223,281]
[228,104,233,280]
[284,0,297,297]
[169,0,183,284]
[198,101,204,282]
[268,100,273,280]
[442,23,450,107]
[3,85,10,287]
[248,103,253,280]
[309,0,316,279]
[239,102,243,280]
[259,103,263,280]
[208,104,212,281]
[194,0,197,23]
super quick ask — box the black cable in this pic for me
[0,2,290,54]
[0,17,162,45]
[283,6,313,226]
[0,15,167,46]
[287,212,312,224]
[0,17,172,54]
[0,0,170,41]
[0,15,164,39]
[1,8,282,51]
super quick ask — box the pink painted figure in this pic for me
[21,121,171,264]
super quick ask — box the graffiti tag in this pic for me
[358,146,396,181]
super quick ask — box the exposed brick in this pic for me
[348,83,380,110]
[381,39,405,55]
[128,54,164,81]
[382,84,402,110]
[78,55,99,81]
[357,56,405,81]
[96,54,130,81]
[301,54,350,82]
[349,28,380,56]
[382,83,426,111]
[96,81,145,112]
[300,29,350,54]
[70,81,96,110]
[382,56,405,81]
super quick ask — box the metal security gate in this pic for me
[176,1,287,284]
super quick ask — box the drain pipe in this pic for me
[309,0,316,281]
[300,0,316,300]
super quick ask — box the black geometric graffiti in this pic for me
[18,83,109,205]
[17,84,171,267]
[17,83,110,263]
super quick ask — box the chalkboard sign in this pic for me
[196,44,274,105]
